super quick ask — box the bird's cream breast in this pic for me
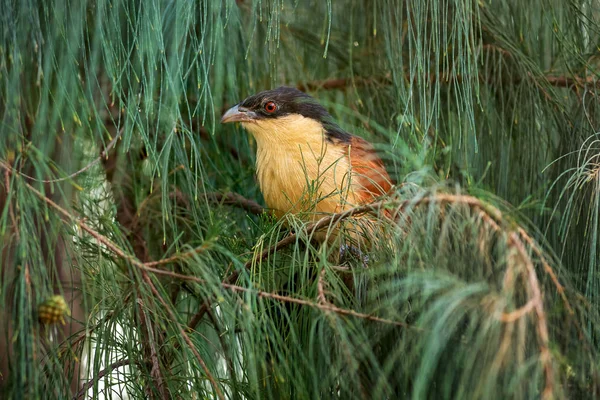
[242,115,359,218]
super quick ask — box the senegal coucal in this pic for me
[221,86,392,244]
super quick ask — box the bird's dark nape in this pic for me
[321,119,353,144]
[239,86,352,143]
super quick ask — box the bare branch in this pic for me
[6,128,123,184]
[498,298,537,322]
[136,298,168,399]
[73,358,131,400]
[517,227,574,315]
[203,192,265,215]
[163,264,414,328]
[4,168,20,241]
[140,271,225,400]
[221,280,413,329]
[295,70,600,95]
[317,268,329,305]
[144,244,212,268]
[509,232,554,400]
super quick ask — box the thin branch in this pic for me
[517,227,574,315]
[226,280,413,328]
[473,205,554,399]
[498,298,537,322]
[27,179,146,268]
[317,268,329,305]
[133,190,263,233]
[203,192,265,215]
[73,358,131,400]
[142,265,412,329]
[186,194,508,329]
[137,298,168,399]
[144,243,212,268]
[295,71,600,94]
[297,77,363,91]
[7,128,123,184]
[415,195,555,398]
[509,232,554,400]
[544,74,600,89]
[4,168,20,241]
[140,271,225,400]
[187,296,225,334]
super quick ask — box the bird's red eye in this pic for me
[264,101,277,113]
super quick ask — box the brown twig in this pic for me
[144,243,212,268]
[73,358,131,400]
[429,195,556,398]
[187,194,506,329]
[297,78,360,92]
[137,298,168,399]
[296,70,600,95]
[509,232,554,400]
[498,298,537,322]
[317,268,329,305]
[224,281,412,328]
[4,168,20,241]
[544,75,600,89]
[203,192,265,215]
[7,128,123,184]
[138,265,413,329]
[517,227,574,315]
[469,203,554,400]
[245,201,389,269]
[140,271,225,400]
[391,193,556,397]
[132,189,263,235]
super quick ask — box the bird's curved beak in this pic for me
[221,104,257,124]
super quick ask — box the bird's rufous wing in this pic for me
[348,136,392,203]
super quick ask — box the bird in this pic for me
[221,86,392,247]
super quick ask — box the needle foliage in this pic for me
[1,0,600,399]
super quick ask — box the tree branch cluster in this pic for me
[2,156,576,399]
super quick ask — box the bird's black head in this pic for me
[221,86,351,142]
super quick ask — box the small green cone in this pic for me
[38,295,71,325]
